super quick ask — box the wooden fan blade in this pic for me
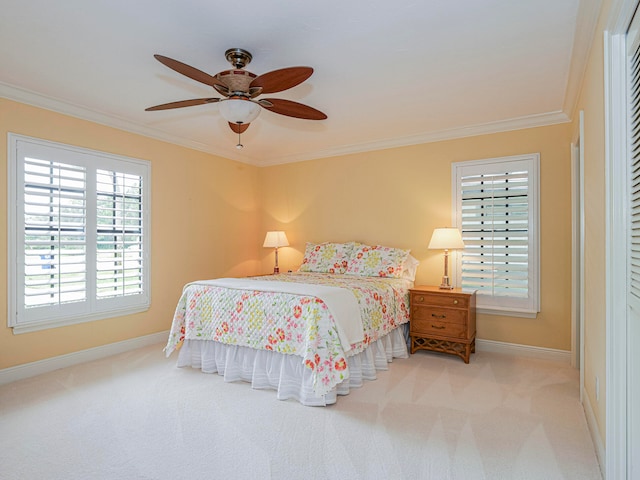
[154,54,223,88]
[145,98,220,111]
[250,67,313,94]
[261,98,327,120]
[228,122,250,134]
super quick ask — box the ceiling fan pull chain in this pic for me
[236,122,243,149]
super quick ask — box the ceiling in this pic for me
[0,0,599,166]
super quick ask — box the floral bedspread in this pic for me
[165,272,411,396]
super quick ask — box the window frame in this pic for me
[7,133,151,334]
[451,153,540,317]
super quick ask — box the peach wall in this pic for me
[259,123,573,350]
[0,100,575,369]
[570,0,611,447]
[0,99,261,369]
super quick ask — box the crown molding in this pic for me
[256,111,571,166]
[2,81,570,168]
[0,81,255,163]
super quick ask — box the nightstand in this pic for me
[409,286,476,363]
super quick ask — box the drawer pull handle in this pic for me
[418,296,424,302]
[453,300,459,305]
[431,314,446,319]
[431,324,446,329]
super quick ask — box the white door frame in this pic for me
[605,1,637,477]
[571,111,585,402]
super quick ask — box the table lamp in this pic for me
[428,227,465,289]
[263,231,289,274]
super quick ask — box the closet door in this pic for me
[626,11,640,478]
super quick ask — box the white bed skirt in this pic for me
[176,326,409,406]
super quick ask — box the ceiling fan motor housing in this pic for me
[215,69,256,93]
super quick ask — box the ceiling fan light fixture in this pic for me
[218,98,261,125]
[146,50,327,150]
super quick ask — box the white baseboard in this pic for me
[0,334,571,385]
[582,386,606,477]
[0,330,169,386]
[476,338,572,363]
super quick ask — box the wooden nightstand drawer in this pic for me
[411,292,469,309]
[410,316,467,339]
[411,305,467,325]
[409,286,476,363]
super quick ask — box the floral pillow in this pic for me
[299,242,357,274]
[346,244,410,278]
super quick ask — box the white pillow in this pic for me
[402,255,420,281]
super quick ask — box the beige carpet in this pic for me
[0,344,602,479]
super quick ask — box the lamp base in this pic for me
[439,276,454,290]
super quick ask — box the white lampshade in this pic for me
[263,231,289,248]
[428,228,465,250]
[218,98,261,124]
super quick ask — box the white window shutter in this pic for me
[96,170,145,299]
[22,157,88,308]
[8,134,151,333]
[453,154,540,316]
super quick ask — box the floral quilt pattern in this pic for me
[165,272,411,396]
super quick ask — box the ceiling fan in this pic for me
[146,48,327,148]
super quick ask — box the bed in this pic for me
[164,242,418,406]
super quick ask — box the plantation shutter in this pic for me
[453,154,539,315]
[96,170,144,298]
[23,157,87,308]
[9,134,150,333]
[460,170,529,297]
[629,33,640,300]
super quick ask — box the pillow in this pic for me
[402,255,420,281]
[346,244,410,278]
[298,242,357,274]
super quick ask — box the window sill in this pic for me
[477,307,538,319]
[11,305,150,334]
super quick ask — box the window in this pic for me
[452,154,539,317]
[7,134,151,333]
